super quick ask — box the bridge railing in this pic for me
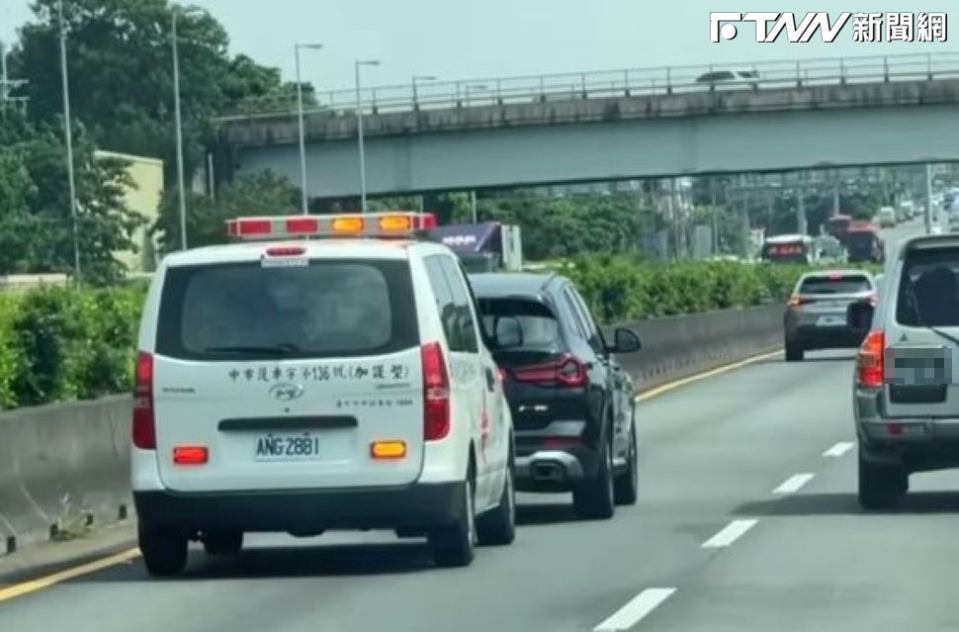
[217,52,959,122]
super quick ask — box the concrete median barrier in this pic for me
[0,305,783,560]
[0,396,132,557]
[607,304,784,392]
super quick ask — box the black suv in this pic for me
[470,273,642,520]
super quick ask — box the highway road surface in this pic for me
[3,347,959,632]
[879,215,932,252]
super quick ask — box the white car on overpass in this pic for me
[694,69,760,89]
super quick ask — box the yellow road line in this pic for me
[0,548,140,603]
[0,348,783,602]
[635,349,783,403]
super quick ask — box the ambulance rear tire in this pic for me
[139,524,188,577]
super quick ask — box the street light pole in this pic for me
[58,0,81,283]
[355,60,379,213]
[172,10,188,251]
[295,43,322,215]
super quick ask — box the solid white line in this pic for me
[773,473,815,494]
[701,519,758,549]
[593,588,678,632]
[823,441,855,458]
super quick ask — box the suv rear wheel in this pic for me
[858,452,908,510]
[573,430,616,520]
[429,477,476,567]
[139,525,188,577]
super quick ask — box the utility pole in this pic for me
[710,177,719,255]
[172,10,188,251]
[294,43,323,214]
[206,152,215,201]
[668,178,679,259]
[355,60,380,213]
[796,189,807,236]
[925,162,934,234]
[58,0,82,284]
[832,170,841,217]
[1,40,8,104]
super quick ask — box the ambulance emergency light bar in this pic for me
[226,212,437,241]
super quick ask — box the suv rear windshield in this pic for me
[156,259,419,361]
[897,247,959,327]
[799,275,871,295]
[476,298,563,352]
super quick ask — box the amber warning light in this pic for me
[226,212,437,241]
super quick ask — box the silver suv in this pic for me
[849,234,959,509]
[784,270,876,362]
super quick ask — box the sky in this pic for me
[1,2,956,93]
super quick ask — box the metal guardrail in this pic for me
[217,52,959,123]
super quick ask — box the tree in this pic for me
[10,0,289,184]
[476,193,655,260]
[0,147,40,273]
[747,188,883,237]
[153,170,301,253]
[691,206,746,255]
[0,110,142,282]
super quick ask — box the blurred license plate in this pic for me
[890,347,951,386]
[816,315,845,326]
[254,433,320,461]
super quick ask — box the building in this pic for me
[94,150,164,273]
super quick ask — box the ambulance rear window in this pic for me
[155,259,419,361]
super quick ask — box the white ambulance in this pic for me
[131,212,516,575]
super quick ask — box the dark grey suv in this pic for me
[784,270,877,362]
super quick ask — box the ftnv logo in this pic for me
[711,12,948,43]
[711,12,851,43]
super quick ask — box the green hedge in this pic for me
[0,283,147,410]
[562,255,878,324]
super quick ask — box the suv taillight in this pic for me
[421,342,451,441]
[856,329,885,387]
[512,354,587,387]
[132,351,156,449]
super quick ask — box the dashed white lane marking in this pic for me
[593,588,678,631]
[773,473,816,494]
[823,441,855,458]
[701,519,759,549]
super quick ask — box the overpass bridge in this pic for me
[212,53,959,201]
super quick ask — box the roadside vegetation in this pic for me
[565,255,879,323]
[0,256,884,410]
